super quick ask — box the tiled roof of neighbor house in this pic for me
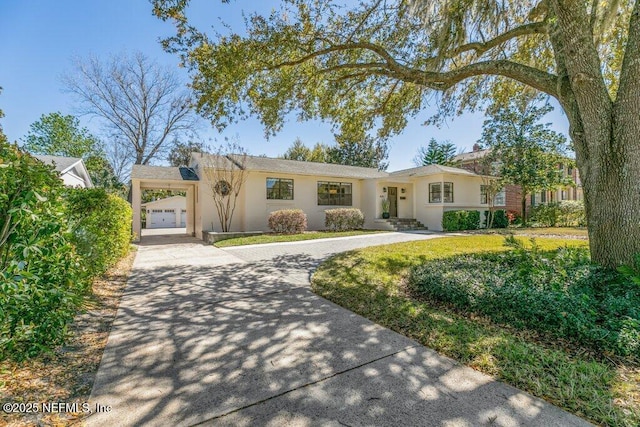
[390,164,480,177]
[131,165,199,181]
[33,155,82,173]
[200,153,389,179]
[453,149,490,162]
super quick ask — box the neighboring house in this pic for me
[453,144,583,215]
[34,155,93,188]
[141,196,187,229]
[130,154,495,240]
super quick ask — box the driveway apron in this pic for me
[87,232,590,426]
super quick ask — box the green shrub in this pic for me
[483,209,508,228]
[268,209,307,234]
[408,237,640,356]
[325,208,365,231]
[530,201,586,227]
[442,210,480,231]
[0,143,89,360]
[66,188,132,275]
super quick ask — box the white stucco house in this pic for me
[130,154,493,241]
[34,155,93,188]
[142,195,187,229]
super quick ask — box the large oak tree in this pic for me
[153,0,638,267]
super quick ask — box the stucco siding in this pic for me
[242,172,364,231]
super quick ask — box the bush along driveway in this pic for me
[87,232,589,426]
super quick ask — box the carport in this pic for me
[130,165,199,242]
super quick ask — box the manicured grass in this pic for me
[470,227,588,238]
[214,230,389,247]
[311,236,638,426]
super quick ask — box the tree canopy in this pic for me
[152,0,640,267]
[479,96,572,222]
[414,138,457,166]
[22,112,102,159]
[281,135,388,170]
[22,112,123,191]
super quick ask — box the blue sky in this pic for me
[0,0,570,171]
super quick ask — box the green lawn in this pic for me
[311,235,638,427]
[470,226,588,238]
[214,230,389,247]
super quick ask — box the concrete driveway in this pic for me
[87,232,590,426]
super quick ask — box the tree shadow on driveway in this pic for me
[87,245,589,426]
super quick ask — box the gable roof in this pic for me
[131,165,199,181]
[390,164,480,177]
[34,155,93,187]
[141,195,186,207]
[34,155,82,173]
[198,153,388,179]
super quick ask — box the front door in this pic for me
[388,187,398,217]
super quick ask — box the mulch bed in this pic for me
[0,250,136,427]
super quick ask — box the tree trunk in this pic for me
[581,126,640,268]
[521,195,527,225]
[551,0,640,268]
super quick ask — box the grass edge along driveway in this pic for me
[214,230,389,247]
[311,235,639,427]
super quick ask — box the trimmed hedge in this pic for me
[268,209,307,234]
[408,238,640,356]
[66,188,132,275]
[483,209,509,228]
[530,201,586,227]
[442,210,481,231]
[0,144,89,359]
[325,208,365,231]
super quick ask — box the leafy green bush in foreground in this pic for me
[409,237,640,356]
[442,210,480,231]
[0,143,89,359]
[67,188,132,275]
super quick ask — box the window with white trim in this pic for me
[494,189,506,206]
[429,182,453,203]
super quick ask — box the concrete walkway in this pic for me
[88,232,590,426]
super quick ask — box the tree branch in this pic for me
[446,21,549,58]
[271,41,559,97]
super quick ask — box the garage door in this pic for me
[180,209,186,227]
[148,209,177,228]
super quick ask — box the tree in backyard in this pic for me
[22,112,123,192]
[63,51,198,180]
[201,142,248,232]
[326,132,389,170]
[282,138,313,161]
[413,138,458,166]
[282,139,331,163]
[168,140,206,167]
[153,0,639,267]
[479,96,572,224]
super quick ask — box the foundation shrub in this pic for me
[324,208,365,231]
[442,210,480,231]
[268,209,307,234]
